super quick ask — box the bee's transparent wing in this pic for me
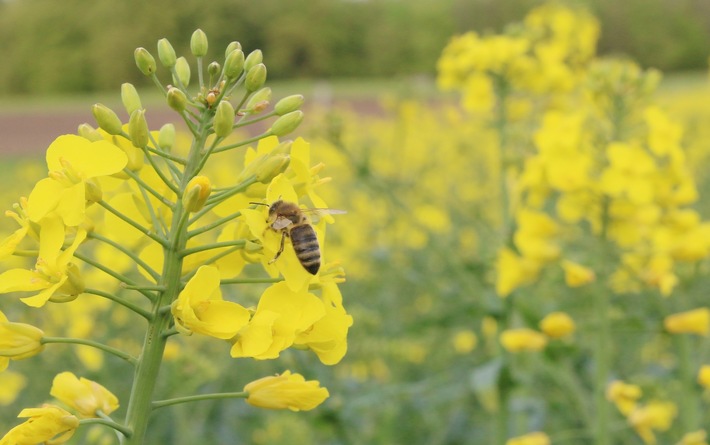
[302,208,347,216]
[302,208,346,224]
[271,217,294,230]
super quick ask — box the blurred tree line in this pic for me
[0,0,708,95]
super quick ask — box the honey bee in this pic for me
[252,200,345,275]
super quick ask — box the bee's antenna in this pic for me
[249,202,270,207]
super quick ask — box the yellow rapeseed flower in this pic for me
[539,312,576,338]
[0,404,79,445]
[606,380,642,416]
[0,311,44,371]
[628,401,677,445]
[26,135,128,226]
[244,370,329,411]
[664,308,710,335]
[506,431,550,445]
[50,372,119,418]
[697,365,710,389]
[676,430,708,445]
[171,265,251,339]
[561,260,595,287]
[452,329,478,354]
[500,328,547,353]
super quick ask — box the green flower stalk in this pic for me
[0,29,350,445]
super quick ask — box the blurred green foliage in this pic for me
[0,0,708,95]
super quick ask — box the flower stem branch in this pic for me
[187,210,242,238]
[212,132,271,154]
[84,287,153,320]
[98,200,168,247]
[87,232,160,282]
[123,167,177,206]
[180,240,246,257]
[152,391,248,410]
[42,336,138,365]
[81,417,133,439]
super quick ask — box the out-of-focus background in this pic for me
[2,0,710,444]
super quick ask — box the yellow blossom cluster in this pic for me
[437,3,599,112]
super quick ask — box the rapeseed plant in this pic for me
[0,29,350,444]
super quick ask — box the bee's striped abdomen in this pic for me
[290,224,320,275]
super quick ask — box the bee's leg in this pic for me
[269,231,288,264]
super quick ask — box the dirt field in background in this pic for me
[0,108,181,156]
[0,98,384,156]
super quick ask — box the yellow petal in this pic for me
[46,135,128,178]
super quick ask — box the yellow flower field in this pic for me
[1,3,710,444]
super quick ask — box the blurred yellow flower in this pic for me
[0,404,79,445]
[676,430,708,445]
[0,372,27,406]
[628,401,677,445]
[560,260,595,287]
[50,372,119,418]
[606,380,642,416]
[0,311,44,371]
[244,370,329,411]
[697,365,710,389]
[452,329,478,354]
[500,328,547,353]
[495,248,542,297]
[539,312,576,338]
[506,431,550,445]
[664,308,710,335]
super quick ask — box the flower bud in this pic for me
[244,371,329,411]
[84,179,102,204]
[167,87,187,112]
[244,49,263,72]
[271,140,293,155]
[270,110,303,137]
[182,176,212,212]
[225,41,242,58]
[0,311,44,360]
[255,154,290,184]
[173,57,191,87]
[275,94,304,115]
[190,29,208,57]
[224,49,245,79]
[243,87,272,114]
[91,103,123,135]
[208,61,221,77]
[120,83,142,115]
[159,123,176,150]
[245,63,267,92]
[128,109,150,148]
[213,101,235,138]
[52,263,85,303]
[134,47,157,76]
[77,123,103,142]
[157,38,177,68]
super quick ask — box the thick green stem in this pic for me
[593,285,611,445]
[677,334,699,432]
[121,120,207,444]
[121,205,187,444]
